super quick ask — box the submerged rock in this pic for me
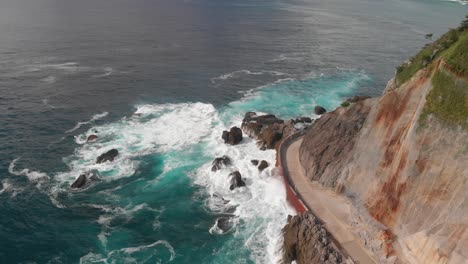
[211,156,231,172]
[222,127,243,145]
[96,149,119,164]
[258,160,269,172]
[314,106,327,115]
[228,171,245,190]
[71,174,87,189]
[86,134,98,143]
[250,159,259,166]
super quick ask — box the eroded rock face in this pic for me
[222,127,243,145]
[241,112,287,150]
[282,213,344,264]
[300,100,373,188]
[299,66,468,263]
[96,149,119,164]
[211,156,231,172]
[228,171,245,190]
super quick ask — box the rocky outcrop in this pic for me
[314,106,327,115]
[300,99,373,188]
[96,149,119,164]
[282,213,345,264]
[222,127,243,145]
[298,62,468,263]
[211,156,231,172]
[71,174,87,188]
[258,160,269,172]
[241,112,288,150]
[87,134,98,143]
[228,171,245,190]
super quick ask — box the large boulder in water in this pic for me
[258,160,269,172]
[314,106,327,115]
[222,127,243,145]
[228,171,245,190]
[251,159,259,166]
[96,149,119,164]
[71,174,87,189]
[212,156,231,172]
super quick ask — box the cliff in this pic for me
[296,27,468,263]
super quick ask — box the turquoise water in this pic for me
[2,0,467,263]
[8,71,369,264]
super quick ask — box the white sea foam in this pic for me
[58,102,217,186]
[42,98,57,109]
[210,69,289,83]
[92,67,114,78]
[41,75,57,84]
[444,0,467,4]
[193,111,295,263]
[66,112,109,133]
[8,158,49,182]
[79,240,175,264]
[0,179,24,198]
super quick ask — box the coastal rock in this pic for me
[292,117,313,124]
[222,127,243,145]
[87,134,98,142]
[282,213,345,264]
[228,171,245,190]
[241,112,298,150]
[346,95,371,103]
[71,174,87,188]
[258,124,283,150]
[215,217,232,233]
[211,156,231,172]
[314,106,327,115]
[258,160,269,171]
[96,149,119,164]
[250,159,259,166]
[300,100,372,187]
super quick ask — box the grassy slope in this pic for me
[393,25,468,128]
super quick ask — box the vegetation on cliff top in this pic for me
[420,70,468,129]
[395,16,468,85]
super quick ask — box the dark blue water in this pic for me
[1,0,467,263]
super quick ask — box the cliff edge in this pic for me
[295,24,468,263]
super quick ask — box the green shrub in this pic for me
[341,101,350,108]
[442,31,468,75]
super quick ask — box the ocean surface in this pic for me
[0,0,467,263]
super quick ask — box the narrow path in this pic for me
[284,137,377,264]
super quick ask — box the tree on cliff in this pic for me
[461,15,468,30]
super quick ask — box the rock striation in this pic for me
[298,61,468,263]
[282,213,345,264]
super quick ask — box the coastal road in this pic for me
[283,137,378,264]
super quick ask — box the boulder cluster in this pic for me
[71,134,120,189]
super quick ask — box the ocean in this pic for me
[0,0,466,263]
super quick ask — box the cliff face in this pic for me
[282,213,345,264]
[299,59,468,264]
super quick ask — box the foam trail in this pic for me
[211,69,289,83]
[80,240,175,264]
[8,158,49,181]
[92,67,114,78]
[66,112,109,133]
